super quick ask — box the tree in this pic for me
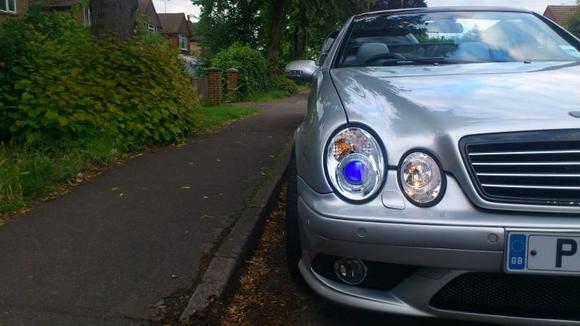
[370,0,426,10]
[284,0,376,60]
[193,0,430,73]
[193,0,263,57]
[566,3,580,38]
[90,0,139,42]
[264,0,288,74]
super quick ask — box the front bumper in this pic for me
[297,171,580,325]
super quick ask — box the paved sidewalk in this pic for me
[0,94,306,325]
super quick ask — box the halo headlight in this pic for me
[326,127,385,202]
[399,151,445,206]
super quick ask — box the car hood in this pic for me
[331,61,580,166]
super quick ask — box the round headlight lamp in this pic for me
[399,151,445,206]
[326,127,385,202]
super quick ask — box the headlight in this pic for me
[399,151,445,206]
[326,127,385,201]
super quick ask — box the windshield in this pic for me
[336,11,580,67]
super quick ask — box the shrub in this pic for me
[0,10,201,147]
[269,75,299,95]
[211,43,269,100]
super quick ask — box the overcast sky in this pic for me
[152,0,200,19]
[152,0,578,22]
[428,0,577,13]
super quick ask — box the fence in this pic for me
[192,76,208,104]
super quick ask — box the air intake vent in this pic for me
[460,130,580,206]
[431,273,580,320]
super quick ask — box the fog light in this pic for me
[334,258,367,285]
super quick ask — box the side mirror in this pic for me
[285,60,318,83]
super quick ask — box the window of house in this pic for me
[0,0,16,13]
[179,34,188,51]
[147,24,157,34]
[83,7,92,26]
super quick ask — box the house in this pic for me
[14,0,160,31]
[543,5,578,27]
[158,13,191,55]
[138,0,162,34]
[32,0,91,26]
[0,0,29,24]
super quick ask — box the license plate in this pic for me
[506,232,580,274]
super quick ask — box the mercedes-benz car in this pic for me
[284,7,580,325]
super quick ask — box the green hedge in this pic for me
[269,75,299,96]
[0,8,201,147]
[210,43,269,100]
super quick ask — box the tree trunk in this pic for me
[90,0,139,42]
[266,0,287,75]
[292,27,307,60]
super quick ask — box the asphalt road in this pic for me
[203,186,491,326]
[0,95,307,325]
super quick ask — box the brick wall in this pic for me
[206,68,222,106]
[226,68,239,101]
[0,0,29,24]
[169,35,179,49]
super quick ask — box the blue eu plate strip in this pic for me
[508,233,527,270]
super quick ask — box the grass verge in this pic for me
[200,106,257,131]
[0,136,120,219]
[246,86,308,103]
[0,106,257,219]
[247,89,289,103]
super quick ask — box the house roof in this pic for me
[137,0,162,28]
[138,0,150,11]
[543,5,578,26]
[158,13,191,36]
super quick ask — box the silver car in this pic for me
[284,6,580,325]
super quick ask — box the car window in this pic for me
[337,11,580,67]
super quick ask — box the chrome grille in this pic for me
[460,130,580,206]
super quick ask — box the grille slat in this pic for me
[477,173,580,177]
[473,162,580,166]
[482,184,580,190]
[461,130,580,206]
[470,149,580,156]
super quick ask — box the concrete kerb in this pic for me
[179,141,293,323]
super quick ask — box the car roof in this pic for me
[355,6,534,19]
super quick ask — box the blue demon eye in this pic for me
[343,160,366,184]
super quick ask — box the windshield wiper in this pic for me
[380,57,477,66]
